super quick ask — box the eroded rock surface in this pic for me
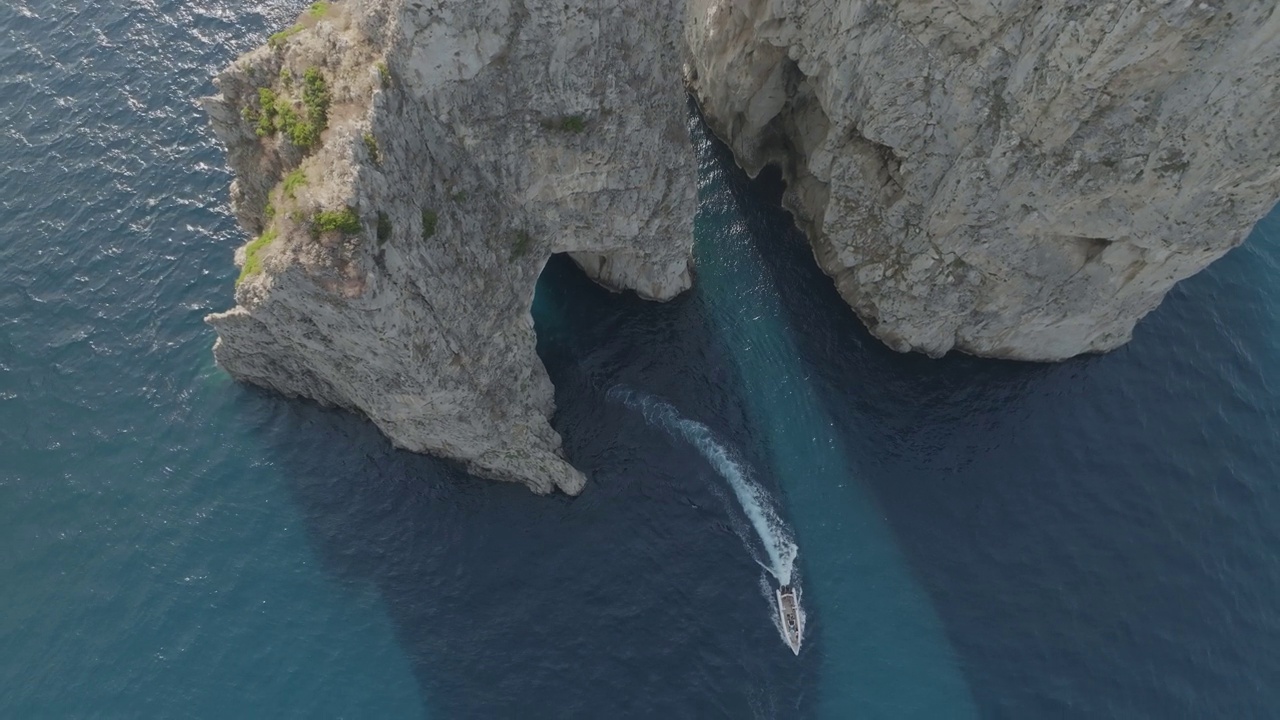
[687,0,1280,359]
[205,0,694,493]
[207,0,1280,491]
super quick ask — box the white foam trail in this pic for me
[610,387,798,585]
[706,481,774,576]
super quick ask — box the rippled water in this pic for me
[4,0,1280,717]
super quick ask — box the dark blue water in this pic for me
[3,0,1280,716]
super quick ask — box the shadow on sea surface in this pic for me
[244,116,1280,719]
[249,251,817,718]
[740,156,1280,717]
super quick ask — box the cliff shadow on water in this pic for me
[737,148,1280,716]
[687,113,978,719]
[237,114,1280,719]
[247,250,815,719]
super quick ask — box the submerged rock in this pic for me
[206,0,1280,490]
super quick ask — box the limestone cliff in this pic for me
[207,0,1280,492]
[204,0,694,494]
[687,0,1280,359]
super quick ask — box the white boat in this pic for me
[776,584,802,654]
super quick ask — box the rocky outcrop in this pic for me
[686,0,1280,359]
[204,0,694,494]
[207,0,1280,491]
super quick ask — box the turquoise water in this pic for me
[5,0,1280,715]
[688,123,976,717]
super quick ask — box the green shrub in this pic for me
[421,209,438,240]
[376,212,392,244]
[280,104,320,148]
[363,132,380,164]
[308,2,330,18]
[267,25,303,49]
[273,104,295,137]
[238,227,278,284]
[251,68,328,150]
[255,87,279,136]
[312,207,361,234]
[278,67,293,89]
[296,120,320,147]
[282,168,307,199]
[376,61,391,89]
[302,68,329,128]
[264,200,276,221]
[510,230,533,259]
[555,115,586,133]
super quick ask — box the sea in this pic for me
[3,0,1279,717]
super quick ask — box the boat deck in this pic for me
[778,586,802,653]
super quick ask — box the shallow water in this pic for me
[3,0,1280,716]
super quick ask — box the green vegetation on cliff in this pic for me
[301,68,329,129]
[268,3,332,48]
[282,168,308,199]
[267,25,303,49]
[312,207,361,235]
[511,230,533,259]
[245,67,330,150]
[545,115,586,133]
[421,209,438,240]
[238,227,278,285]
[254,88,278,137]
[376,212,392,244]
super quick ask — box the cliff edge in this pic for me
[688,0,1280,359]
[206,0,1280,491]
[204,0,694,493]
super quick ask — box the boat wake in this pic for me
[609,387,798,584]
[610,387,805,651]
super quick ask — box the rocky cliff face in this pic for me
[207,0,1280,491]
[687,0,1280,359]
[204,0,694,494]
